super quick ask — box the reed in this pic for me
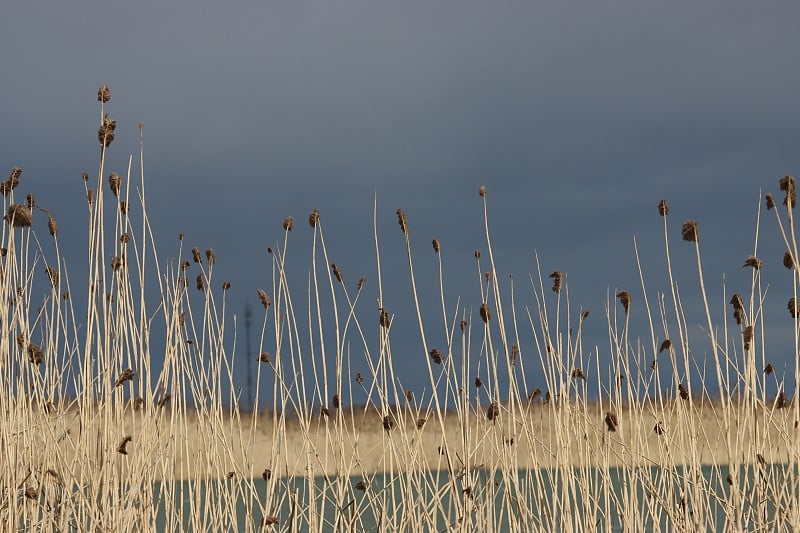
[1,88,798,532]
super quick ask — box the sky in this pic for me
[2,0,800,408]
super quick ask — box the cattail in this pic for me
[415,417,426,429]
[87,189,95,206]
[379,307,391,329]
[4,204,32,227]
[108,173,121,196]
[181,260,190,271]
[308,209,320,227]
[259,352,271,363]
[776,392,788,409]
[382,415,394,431]
[133,397,145,410]
[474,250,481,259]
[742,325,754,350]
[116,435,132,455]
[178,232,184,241]
[480,303,491,323]
[756,453,766,465]
[478,185,487,197]
[604,411,618,432]
[111,256,123,272]
[653,422,665,435]
[157,393,171,409]
[764,363,774,375]
[681,220,698,242]
[262,468,272,481]
[97,85,111,103]
[549,271,563,293]
[115,369,134,388]
[404,390,413,402]
[528,387,542,402]
[789,298,799,318]
[429,348,443,365]
[396,209,408,235]
[475,377,483,388]
[784,251,794,269]
[257,289,271,309]
[192,247,202,264]
[205,248,216,265]
[432,238,440,253]
[355,372,363,384]
[355,480,367,492]
[261,516,279,527]
[510,344,519,365]
[678,383,690,400]
[26,193,35,209]
[46,266,59,287]
[658,199,669,216]
[357,277,366,291]
[460,319,468,332]
[1,167,22,196]
[743,256,763,269]
[222,281,231,291]
[731,294,745,324]
[486,401,500,421]
[27,343,44,365]
[766,194,776,210]
[780,176,796,208]
[283,216,293,231]
[46,215,58,237]
[659,339,672,353]
[196,274,204,291]
[119,200,128,215]
[544,391,551,404]
[332,394,340,409]
[581,310,589,321]
[98,113,117,147]
[484,271,493,283]
[617,291,631,315]
[331,263,343,283]
[571,368,586,381]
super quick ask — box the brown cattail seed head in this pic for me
[528,387,542,402]
[616,291,631,315]
[475,377,483,388]
[432,238,440,253]
[28,343,44,365]
[116,436,132,455]
[743,325,753,351]
[474,250,481,259]
[115,368,135,388]
[581,310,590,321]
[404,390,413,402]
[355,372,363,384]
[486,401,500,421]
[355,480,367,492]
[479,303,491,323]
[4,204,32,227]
[98,113,117,147]
[659,339,672,353]
[780,176,797,208]
[478,185,487,197]
[47,215,58,237]
[357,277,366,291]
[743,256,763,269]
[379,307,391,329]
[776,392,788,409]
[205,248,216,265]
[416,418,427,429]
[181,260,190,271]
[604,411,618,432]
[383,415,394,431]
[654,422,665,435]
[766,194,776,210]
[98,85,111,103]
[26,193,34,209]
[429,348,443,365]
[0,167,22,196]
[764,363,774,375]
[332,394,340,409]
[46,266,59,287]
[283,216,293,231]
[108,173,121,197]
[111,256,123,272]
[262,468,272,481]
[784,251,794,269]
[396,209,408,235]
[731,294,745,324]
[681,220,699,242]
[87,189,95,206]
[196,274,204,291]
[157,393,171,409]
[658,199,669,216]
[82,171,89,182]
[257,289,271,309]
[222,281,231,291]
[331,263,343,284]
[571,368,586,381]
[678,383,690,400]
[309,208,320,227]
[549,271,563,293]
[259,352,271,363]
[119,200,128,215]
[120,233,129,244]
[510,344,519,365]
[789,298,799,318]
[192,247,202,264]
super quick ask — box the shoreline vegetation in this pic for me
[2,87,800,531]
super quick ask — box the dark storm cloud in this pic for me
[2,0,800,400]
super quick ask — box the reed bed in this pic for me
[1,88,799,531]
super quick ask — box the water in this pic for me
[148,463,797,531]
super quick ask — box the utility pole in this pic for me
[245,303,253,410]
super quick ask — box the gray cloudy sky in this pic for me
[3,1,800,405]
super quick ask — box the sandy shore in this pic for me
[42,398,793,480]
